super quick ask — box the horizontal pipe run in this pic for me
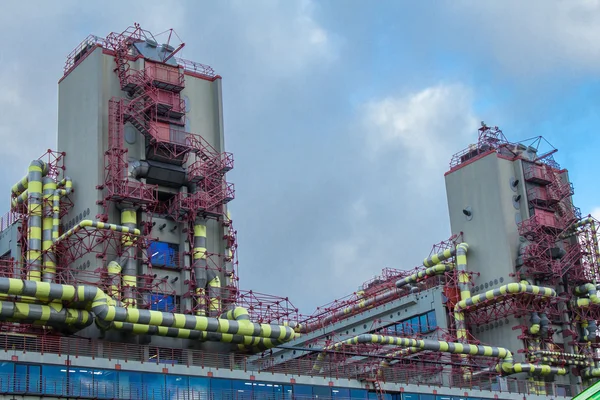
[0,301,92,330]
[11,161,48,196]
[54,220,141,246]
[455,283,556,311]
[0,278,296,342]
[109,321,282,349]
[312,334,566,377]
[423,248,456,268]
[395,263,453,289]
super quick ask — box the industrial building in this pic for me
[0,24,597,399]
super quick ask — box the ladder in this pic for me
[365,378,386,400]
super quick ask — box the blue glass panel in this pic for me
[118,371,143,400]
[275,384,293,400]
[313,385,331,398]
[294,384,313,396]
[427,311,437,330]
[404,321,413,335]
[14,364,26,392]
[332,388,350,398]
[395,323,404,335]
[253,381,275,400]
[143,372,165,400]
[42,365,67,396]
[28,365,41,393]
[403,393,420,400]
[150,294,175,312]
[166,375,188,399]
[420,395,435,400]
[368,392,378,400]
[350,389,368,399]
[70,367,95,397]
[95,369,117,399]
[410,316,420,333]
[420,314,429,333]
[435,396,453,400]
[190,377,210,399]
[231,380,252,400]
[0,362,12,393]
[211,378,232,400]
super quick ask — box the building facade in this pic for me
[0,25,596,399]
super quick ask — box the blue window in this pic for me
[14,364,27,392]
[190,377,209,399]
[350,389,368,399]
[148,241,179,268]
[150,294,175,312]
[403,394,420,400]
[41,365,67,396]
[427,311,437,331]
[395,323,404,335]
[166,375,188,399]
[118,370,143,400]
[211,378,232,400]
[313,385,331,398]
[275,384,293,400]
[333,388,350,398]
[95,369,117,399]
[419,314,429,333]
[69,368,94,397]
[294,384,313,397]
[0,362,12,392]
[410,316,420,333]
[143,372,165,400]
[420,395,435,400]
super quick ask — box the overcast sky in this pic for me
[1,0,599,315]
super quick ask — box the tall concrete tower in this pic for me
[56,25,236,342]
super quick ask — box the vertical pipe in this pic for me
[42,178,57,282]
[193,218,208,316]
[107,260,122,300]
[121,208,137,307]
[26,160,47,281]
[52,177,72,241]
[207,270,221,316]
[453,243,471,380]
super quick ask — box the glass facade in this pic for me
[377,310,438,336]
[0,361,497,399]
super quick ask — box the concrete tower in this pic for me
[56,25,235,341]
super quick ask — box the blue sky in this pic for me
[1,0,599,313]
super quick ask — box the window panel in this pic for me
[70,368,95,397]
[95,369,117,399]
[118,371,143,400]
[313,385,331,398]
[420,395,435,400]
[275,384,293,400]
[210,378,232,400]
[28,365,40,393]
[420,314,429,333]
[0,362,12,393]
[14,364,26,392]
[350,389,368,399]
[42,365,67,396]
[403,394,420,400]
[189,377,209,400]
[294,384,313,397]
[143,372,165,400]
[253,381,275,400]
[332,388,350,398]
[427,311,437,330]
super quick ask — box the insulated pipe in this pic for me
[53,220,141,246]
[585,320,598,342]
[11,161,48,196]
[0,278,296,341]
[26,160,47,281]
[207,269,221,315]
[532,351,588,360]
[378,347,422,374]
[538,356,591,367]
[193,219,208,316]
[129,159,150,180]
[220,306,250,321]
[529,312,541,335]
[423,248,456,268]
[42,178,57,282]
[311,334,566,376]
[539,313,550,338]
[121,208,137,308]
[51,177,72,241]
[454,283,556,311]
[0,301,92,331]
[107,321,283,349]
[453,243,471,379]
[575,283,600,307]
[395,263,454,289]
[107,260,122,299]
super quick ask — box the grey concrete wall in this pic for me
[445,154,529,360]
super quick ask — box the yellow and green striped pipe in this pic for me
[455,283,556,312]
[51,177,72,241]
[120,208,137,308]
[0,278,297,342]
[107,260,122,299]
[310,334,566,376]
[193,219,208,316]
[0,301,92,331]
[26,160,47,281]
[575,283,600,307]
[42,178,57,283]
[10,160,48,196]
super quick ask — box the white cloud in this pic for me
[362,83,479,181]
[450,0,600,75]
[592,207,600,221]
